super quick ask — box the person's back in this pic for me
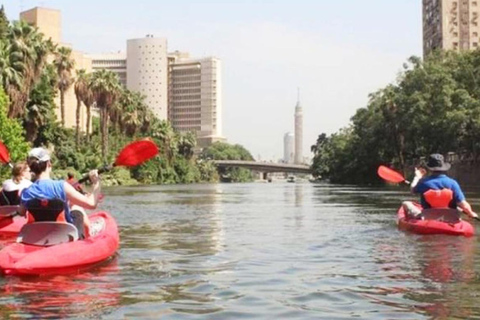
[414,173,462,209]
[21,179,71,223]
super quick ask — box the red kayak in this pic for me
[0,206,26,238]
[0,211,119,275]
[397,204,474,237]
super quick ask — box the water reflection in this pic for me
[0,259,120,319]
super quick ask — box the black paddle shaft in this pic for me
[78,165,113,184]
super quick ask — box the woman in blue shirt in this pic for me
[18,147,102,238]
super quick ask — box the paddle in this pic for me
[377,165,410,184]
[377,165,480,221]
[0,141,13,168]
[78,139,159,183]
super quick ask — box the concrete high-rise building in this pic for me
[127,36,168,120]
[89,52,127,86]
[423,0,480,57]
[20,7,91,131]
[294,95,303,164]
[168,51,225,148]
[283,132,294,164]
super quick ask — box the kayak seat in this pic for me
[419,208,461,223]
[0,190,20,206]
[17,222,79,247]
[25,198,67,223]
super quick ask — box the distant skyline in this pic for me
[4,0,422,161]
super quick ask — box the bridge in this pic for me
[213,160,312,174]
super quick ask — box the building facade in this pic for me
[283,132,294,164]
[20,7,91,131]
[168,52,224,148]
[89,52,127,87]
[423,0,480,57]
[127,36,168,120]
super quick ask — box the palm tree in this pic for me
[7,20,54,118]
[74,69,89,147]
[53,46,75,126]
[178,132,197,160]
[89,69,121,161]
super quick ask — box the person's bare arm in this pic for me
[458,200,478,218]
[65,170,101,210]
[17,203,26,217]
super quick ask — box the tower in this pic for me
[294,89,303,164]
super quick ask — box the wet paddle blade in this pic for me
[0,141,10,164]
[114,139,159,167]
[377,165,405,183]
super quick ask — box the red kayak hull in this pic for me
[0,216,27,238]
[397,205,474,237]
[0,211,119,276]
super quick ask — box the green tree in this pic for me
[89,69,121,162]
[0,88,29,180]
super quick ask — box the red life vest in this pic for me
[423,189,454,208]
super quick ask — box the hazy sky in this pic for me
[4,0,422,161]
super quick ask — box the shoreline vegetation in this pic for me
[310,50,480,185]
[0,6,254,186]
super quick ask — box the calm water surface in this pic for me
[1,182,480,319]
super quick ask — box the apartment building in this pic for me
[89,52,127,87]
[423,0,480,56]
[168,52,224,148]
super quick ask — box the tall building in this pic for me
[283,132,294,164]
[168,52,225,148]
[294,95,303,164]
[20,7,91,131]
[127,36,168,120]
[423,0,480,57]
[89,52,127,86]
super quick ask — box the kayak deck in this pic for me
[0,211,119,276]
[397,205,474,237]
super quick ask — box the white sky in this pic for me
[4,0,422,161]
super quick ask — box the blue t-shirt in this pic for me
[413,174,465,209]
[20,179,72,223]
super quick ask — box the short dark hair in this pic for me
[67,172,74,179]
[27,157,48,176]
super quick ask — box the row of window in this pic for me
[172,89,201,94]
[172,114,201,120]
[172,95,201,101]
[172,101,202,107]
[170,107,201,113]
[173,120,202,125]
[171,83,201,88]
[172,70,201,76]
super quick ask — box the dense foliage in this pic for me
[0,9,253,185]
[311,50,480,184]
[200,142,255,182]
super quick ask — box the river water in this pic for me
[1,182,480,319]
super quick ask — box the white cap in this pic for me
[28,147,51,162]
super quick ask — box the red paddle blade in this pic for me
[0,141,10,164]
[114,139,159,167]
[377,165,405,183]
